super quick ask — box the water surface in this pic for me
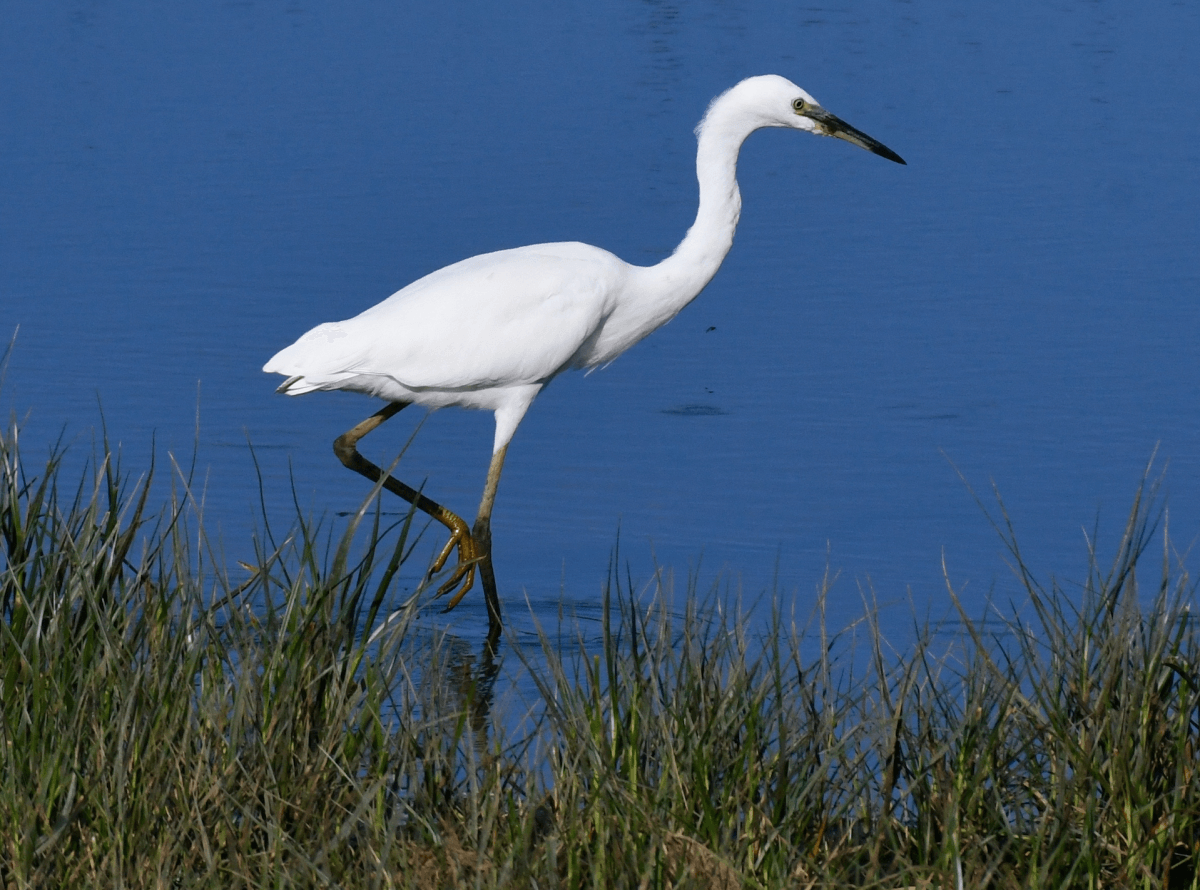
[2,0,1198,646]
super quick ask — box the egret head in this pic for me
[706,75,906,165]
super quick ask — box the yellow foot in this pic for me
[428,525,482,611]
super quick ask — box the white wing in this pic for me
[264,242,630,394]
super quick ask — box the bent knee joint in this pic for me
[333,434,358,467]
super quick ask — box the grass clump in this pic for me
[1,410,1199,888]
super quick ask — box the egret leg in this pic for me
[333,403,481,606]
[443,444,509,635]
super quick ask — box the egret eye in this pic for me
[792,98,807,113]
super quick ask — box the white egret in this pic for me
[264,75,904,633]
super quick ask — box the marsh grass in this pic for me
[2,408,1199,889]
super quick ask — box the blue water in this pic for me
[2,0,1198,648]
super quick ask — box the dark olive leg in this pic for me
[474,517,501,647]
[467,444,508,641]
[333,402,480,604]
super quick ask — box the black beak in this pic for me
[804,106,906,165]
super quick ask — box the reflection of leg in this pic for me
[443,628,503,761]
[469,627,502,739]
[332,402,480,603]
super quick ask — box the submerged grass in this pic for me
[2,408,1200,889]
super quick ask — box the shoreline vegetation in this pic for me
[2,413,1199,890]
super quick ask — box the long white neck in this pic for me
[634,87,764,320]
